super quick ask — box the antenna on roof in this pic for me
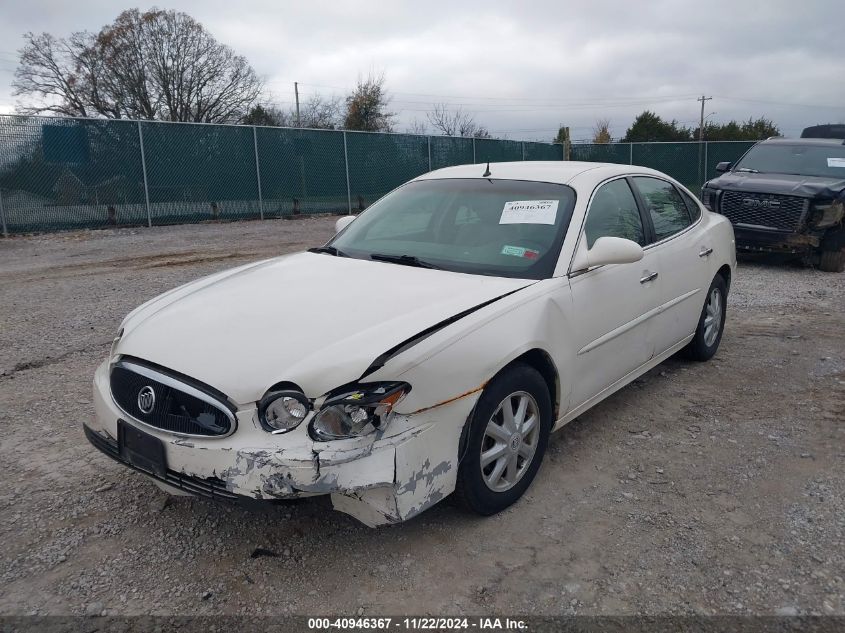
[482,162,491,177]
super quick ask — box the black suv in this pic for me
[701,137,845,272]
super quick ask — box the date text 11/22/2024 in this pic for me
[307,617,528,630]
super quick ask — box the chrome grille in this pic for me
[719,191,806,231]
[110,359,234,437]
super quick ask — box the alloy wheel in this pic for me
[480,391,540,492]
[703,287,722,347]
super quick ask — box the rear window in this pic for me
[632,177,692,242]
[679,189,702,223]
[734,143,845,178]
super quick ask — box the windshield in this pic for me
[734,143,845,178]
[329,178,577,279]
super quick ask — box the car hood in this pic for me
[709,171,845,199]
[116,252,531,405]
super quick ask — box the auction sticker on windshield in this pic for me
[827,158,845,168]
[499,200,558,225]
[501,245,540,259]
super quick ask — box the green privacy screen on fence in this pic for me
[570,141,756,191]
[0,114,756,235]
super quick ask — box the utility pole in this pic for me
[697,95,712,142]
[564,126,571,161]
[697,95,712,186]
[295,82,301,127]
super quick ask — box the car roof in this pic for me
[759,137,845,146]
[414,161,666,185]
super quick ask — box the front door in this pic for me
[567,177,661,410]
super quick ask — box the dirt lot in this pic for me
[0,217,843,617]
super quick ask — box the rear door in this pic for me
[631,176,713,355]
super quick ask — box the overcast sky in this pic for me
[0,0,843,141]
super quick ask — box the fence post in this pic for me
[137,121,152,228]
[629,143,633,165]
[0,188,7,237]
[252,126,264,220]
[521,142,526,161]
[472,137,476,163]
[427,136,432,172]
[343,131,352,215]
[704,142,709,184]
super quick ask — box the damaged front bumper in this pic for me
[733,226,822,254]
[87,361,476,527]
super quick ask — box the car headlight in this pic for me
[701,187,718,212]
[259,390,311,434]
[810,199,845,229]
[310,381,411,441]
[110,328,124,361]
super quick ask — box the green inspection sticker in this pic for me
[501,245,540,259]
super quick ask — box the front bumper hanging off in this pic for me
[86,361,477,526]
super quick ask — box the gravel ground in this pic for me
[0,217,843,616]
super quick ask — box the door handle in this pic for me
[699,246,713,258]
[640,271,658,284]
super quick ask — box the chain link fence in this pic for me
[571,141,756,192]
[0,115,567,235]
[0,114,758,236]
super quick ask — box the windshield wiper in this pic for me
[307,245,348,257]
[370,253,441,269]
[735,167,760,173]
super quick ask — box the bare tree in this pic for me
[298,95,342,129]
[243,95,342,129]
[343,73,395,132]
[13,9,262,122]
[405,119,429,135]
[13,32,102,117]
[427,103,489,138]
[592,118,612,144]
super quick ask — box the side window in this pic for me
[584,178,645,249]
[633,177,692,242]
[678,188,702,223]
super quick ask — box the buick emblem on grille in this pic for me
[137,386,156,414]
[742,197,780,209]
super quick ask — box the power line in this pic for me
[714,95,843,109]
[278,79,844,111]
[276,79,700,103]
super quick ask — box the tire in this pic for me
[818,247,845,273]
[453,363,552,516]
[683,274,727,362]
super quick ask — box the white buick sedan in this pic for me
[86,161,735,526]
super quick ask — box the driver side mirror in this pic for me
[715,161,732,173]
[571,236,644,273]
[335,215,355,233]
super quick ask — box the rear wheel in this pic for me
[683,274,727,361]
[453,364,552,516]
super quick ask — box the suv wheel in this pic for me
[818,246,845,273]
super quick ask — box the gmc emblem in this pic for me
[742,197,780,209]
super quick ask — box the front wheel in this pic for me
[683,274,727,361]
[453,364,552,516]
[818,246,845,273]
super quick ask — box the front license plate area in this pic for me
[118,419,167,478]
